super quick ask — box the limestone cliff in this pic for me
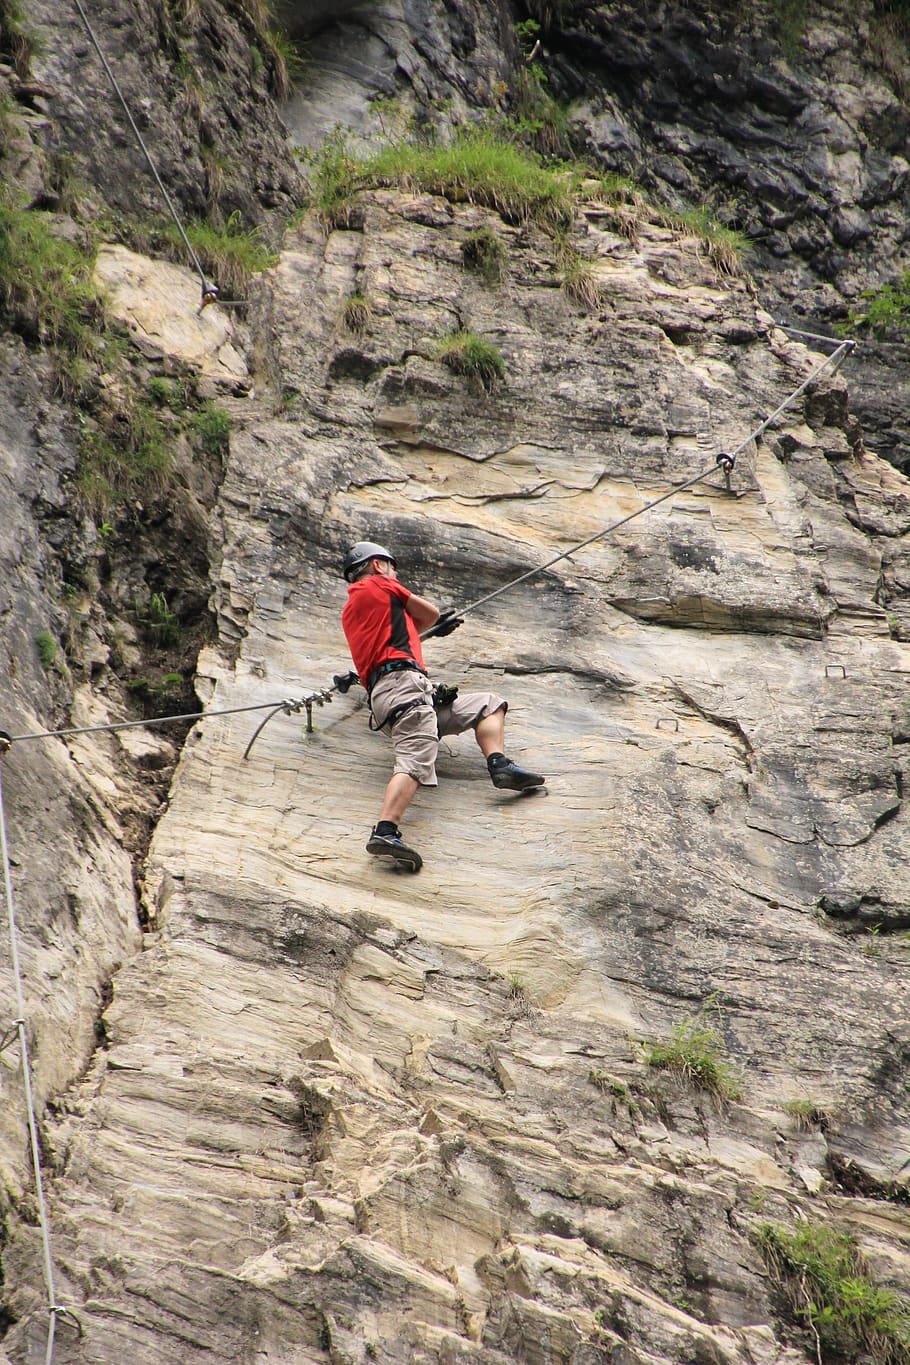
[1,3,910,1364]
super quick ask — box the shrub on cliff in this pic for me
[848,269,910,339]
[757,1222,910,1364]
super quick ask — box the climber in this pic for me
[341,541,545,872]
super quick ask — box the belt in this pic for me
[367,658,427,695]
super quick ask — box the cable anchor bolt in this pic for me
[0,730,10,756]
[51,1304,84,1337]
[715,451,735,492]
[198,281,220,314]
[303,699,314,733]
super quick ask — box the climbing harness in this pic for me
[366,658,427,694]
[70,0,219,311]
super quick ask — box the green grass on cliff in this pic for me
[155,212,277,297]
[0,203,103,354]
[301,127,749,279]
[364,127,576,229]
[433,329,506,392]
[757,1222,910,1364]
[301,126,576,231]
[642,994,742,1102]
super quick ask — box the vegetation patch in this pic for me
[296,129,363,228]
[0,0,36,77]
[656,204,750,277]
[35,631,58,671]
[0,204,103,354]
[847,270,910,339]
[589,1070,636,1107]
[364,127,575,229]
[192,401,231,458]
[757,1221,910,1364]
[342,289,372,332]
[641,994,742,1102]
[770,0,809,57]
[511,19,571,157]
[155,211,276,297]
[75,395,172,513]
[434,328,505,393]
[783,1098,830,1131]
[462,227,508,284]
[552,234,605,309]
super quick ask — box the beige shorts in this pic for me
[369,669,507,787]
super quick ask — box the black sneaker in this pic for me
[366,828,423,872]
[488,756,546,791]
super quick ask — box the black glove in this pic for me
[332,671,361,694]
[423,607,464,639]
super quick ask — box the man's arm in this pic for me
[404,593,440,632]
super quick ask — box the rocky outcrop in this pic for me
[282,0,910,471]
[3,178,908,1361]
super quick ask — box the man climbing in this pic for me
[341,540,545,872]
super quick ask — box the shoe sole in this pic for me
[491,773,546,791]
[366,839,423,872]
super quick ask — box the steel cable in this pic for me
[0,764,63,1365]
[70,0,218,307]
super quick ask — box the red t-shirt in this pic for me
[342,575,426,684]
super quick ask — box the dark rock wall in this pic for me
[543,0,910,470]
[25,0,301,228]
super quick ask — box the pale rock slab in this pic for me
[94,244,249,386]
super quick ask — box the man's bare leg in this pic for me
[378,772,419,826]
[474,707,506,757]
[475,706,545,791]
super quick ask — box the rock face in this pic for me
[4,179,909,1362]
[2,3,910,1363]
[282,0,910,472]
[22,0,301,226]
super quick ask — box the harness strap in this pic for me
[369,697,431,732]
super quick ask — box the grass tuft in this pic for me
[642,993,742,1102]
[434,329,505,393]
[192,402,231,458]
[0,204,103,354]
[782,1098,830,1131]
[342,289,372,333]
[552,235,605,309]
[35,631,58,670]
[297,129,363,228]
[757,1222,910,1364]
[461,226,508,284]
[657,204,751,276]
[156,211,276,297]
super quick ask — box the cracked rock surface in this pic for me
[3,190,910,1361]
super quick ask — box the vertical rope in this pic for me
[0,760,60,1365]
